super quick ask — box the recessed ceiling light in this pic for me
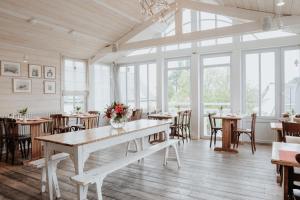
[276,0,285,7]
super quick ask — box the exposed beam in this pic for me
[90,2,178,64]
[119,22,262,51]
[93,0,142,23]
[181,0,273,21]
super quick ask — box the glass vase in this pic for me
[110,117,126,129]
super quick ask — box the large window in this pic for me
[94,64,111,111]
[139,63,157,113]
[166,58,191,112]
[243,50,276,117]
[283,48,300,114]
[63,58,87,113]
[119,65,135,108]
[201,54,231,136]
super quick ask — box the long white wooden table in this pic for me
[36,119,172,200]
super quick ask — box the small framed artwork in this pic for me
[29,64,42,78]
[1,61,21,76]
[44,81,56,94]
[44,66,56,79]
[13,79,31,93]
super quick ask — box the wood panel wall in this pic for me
[0,44,61,115]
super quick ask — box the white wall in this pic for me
[0,44,61,115]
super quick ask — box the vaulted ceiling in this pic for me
[0,0,299,60]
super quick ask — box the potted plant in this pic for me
[104,102,132,129]
[219,105,223,116]
[74,106,81,114]
[18,107,28,122]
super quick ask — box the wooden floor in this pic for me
[0,140,282,200]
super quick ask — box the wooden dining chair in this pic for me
[208,113,222,148]
[285,154,300,200]
[183,110,192,141]
[282,122,300,142]
[3,118,31,164]
[88,111,100,127]
[232,113,257,154]
[50,114,72,134]
[0,118,5,162]
[170,111,187,143]
[131,109,143,121]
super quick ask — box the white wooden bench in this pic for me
[71,139,180,200]
[26,152,69,198]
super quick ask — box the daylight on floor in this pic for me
[0,0,300,200]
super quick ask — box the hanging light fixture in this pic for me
[139,0,170,22]
[276,0,285,7]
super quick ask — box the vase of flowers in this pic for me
[18,107,28,122]
[104,102,131,129]
[74,106,81,114]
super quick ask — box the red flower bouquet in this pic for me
[104,102,132,128]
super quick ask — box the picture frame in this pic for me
[13,79,31,93]
[44,81,56,94]
[1,61,21,76]
[44,66,56,79]
[29,64,42,78]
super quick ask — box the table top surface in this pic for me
[16,118,52,125]
[63,113,99,119]
[270,122,282,131]
[212,114,242,120]
[148,113,177,119]
[36,119,171,147]
[271,142,300,167]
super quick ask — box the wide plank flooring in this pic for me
[0,140,282,200]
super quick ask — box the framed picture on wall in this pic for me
[44,66,56,79]
[29,64,42,78]
[13,79,31,93]
[44,81,56,94]
[1,61,21,76]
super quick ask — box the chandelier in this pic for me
[139,0,170,22]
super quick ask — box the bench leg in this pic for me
[95,178,104,200]
[125,140,139,157]
[164,147,169,166]
[172,144,181,168]
[41,167,47,193]
[52,161,61,199]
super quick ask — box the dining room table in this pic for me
[36,119,172,200]
[271,142,300,200]
[212,114,242,153]
[63,113,99,129]
[148,113,177,143]
[16,117,52,160]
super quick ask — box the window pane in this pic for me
[203,66,231,114]
[64,59,86,91]
[94,64,111,111]
[119,67,127,103]
[261,52,275,116]
[245,53,259,115]
[167,58,191,112]
[149,64,157,101]
[284,49,300,113]
[64,96,85,113]
[203,56,231,66]
[139,64,148,101]
[127,65,135,103]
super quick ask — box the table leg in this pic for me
[74,146,87,200]
[30,124,42,160]
[214,119,238,153]
[277,130,283,142]
[283,166,290,200]
[44,143,54,200]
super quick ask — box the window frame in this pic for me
[241,48,280,118]
[164,56,192,112]
[62,57,88,113]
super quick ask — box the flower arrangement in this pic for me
[74,106,81,113]
[104,102,131,128]
[18,107,28,121]
[18,107,28,116]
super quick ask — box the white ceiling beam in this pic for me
[90,2,178,64]
[93,0,142,23]
[181,0,273,21]
[118,22,262,51]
